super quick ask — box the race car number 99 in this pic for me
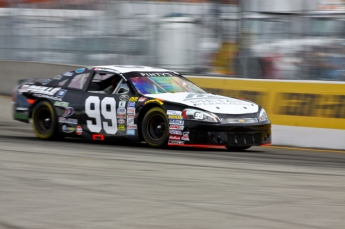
[85,96,117,134]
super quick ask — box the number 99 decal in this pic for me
[85,96,117,134]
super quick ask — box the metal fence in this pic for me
[0,0,239,74]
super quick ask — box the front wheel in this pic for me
[32,100,59,140]
[141,107,169,148]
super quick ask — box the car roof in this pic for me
[92,65,171,74]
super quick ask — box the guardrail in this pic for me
[2,61,345,149]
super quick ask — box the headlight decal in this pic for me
[258,108,269,122]
[182,109,220,123]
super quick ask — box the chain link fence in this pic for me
[0,0,239,74]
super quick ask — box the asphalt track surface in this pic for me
[0,96,344,229]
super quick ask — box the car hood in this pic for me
[144,92,259,114]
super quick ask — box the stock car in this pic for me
[12,65,271,150]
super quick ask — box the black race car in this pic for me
[12,65,271,150]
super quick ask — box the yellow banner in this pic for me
[188,77,345,129]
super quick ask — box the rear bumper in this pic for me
[168,121,271,147]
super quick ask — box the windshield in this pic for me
[129,73,206,94]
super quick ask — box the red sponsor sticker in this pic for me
[169,125,184,130]
[169,135,181,140]
[76,126,82,135]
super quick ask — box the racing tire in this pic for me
[227,146,251,151]
[32,100,59,140]
[141,107,169,148]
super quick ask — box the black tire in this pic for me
[141,107,169,148]
[227,146,251,151]
[32,100,59,140]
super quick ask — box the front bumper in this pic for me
[168,121,271,147]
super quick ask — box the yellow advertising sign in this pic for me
[189,76,345,129]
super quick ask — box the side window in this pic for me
[68,73,91,90]
[87,73,122,94]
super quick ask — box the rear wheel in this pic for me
[227,146,251,151]
[32,100,59,140]
[141,107,169,148]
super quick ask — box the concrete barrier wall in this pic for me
[0,61,83,95]
[2,61,345,150]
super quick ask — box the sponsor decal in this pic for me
[32,94,63,101]
[168,140,184,145]
[144,99,164,105]
[169,125,184,130]
[14,113,28,119]
[54,101,69,107]
[119,101,126,108]
[56,89,67,99]
[168,115,183,120]
[138,97,147,102]
[117,108,126,114]
[169,130,182,135]
[63,71,73,77]
[181,132,190,141]
[140,72,173,77]
[19,85,61,96]
[118,118,125,124]
[129,97,139,102]
[118,124,126,131]
[75,68,85,73]
[62,107,74,117]
[117,114,126,118]
[127,124,137,129]
[127,116,135,124]
[76,126,82,135]
[58,117,78,125]
[62,125,75,134]
[127,108,135,114]
[169,135,181,140]
[169,119,184,125]
[119,95,129,101]
[126,129,135,135]
[54,75,63,80]
[127,102,135,107]
[167,110,182,115]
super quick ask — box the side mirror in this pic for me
[118,87,129,94]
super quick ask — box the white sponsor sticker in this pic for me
[168,140,184,145]
[127,108,135,114]
[169,135,181,140]
[181,132,190,141]
[169,120,184,125]
[169,125,184,130]
[119,101,126,108]
[127,124,137,129]
[117,108,126,114]
[169,130,182,135]
[59,117,78,125]
[167,110,182,115]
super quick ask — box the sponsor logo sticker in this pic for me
[56,89,67,99]
[169,135,181,140]
[63,71,73,77]
[54,101,69,107]
[76,125,82,135]
[127,102,135,107]
[62,107,74,117]
[167,110,182,115]
[169,125,184,130]
[54,75,63,80]
[59,117,78,124]
[118,119,125,124]
[117,108,126,114]
[126,129,135,135]
[138,97,147,102]
[168,115,183,120]
[181,132,190,141]
[127,108,135,114]
[117,114,126,119]
[127,124,137,129]
[19,85,61,95]
[127,116,135,124]
[169,119,184,125]
[169,130,182,135]
[118,124,126,131]
[119,95,129,101]
[119,101,126,108]
[168,140,184,145]
[62,125,75,133]
[75,68,85,73]
[129,97,139,102]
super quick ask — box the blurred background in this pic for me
[1,0,345,80]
